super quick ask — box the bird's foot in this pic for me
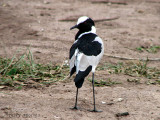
[88,109,102,112]
[70,106,80,110]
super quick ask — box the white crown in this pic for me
[77,16,89,25]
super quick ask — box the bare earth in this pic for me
[0,0,160,120]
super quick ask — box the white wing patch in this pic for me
[77,53,90,73]
[70,49,90,74]
[70,48,78,73]
[93,36,103,44]
[70,55,75,72]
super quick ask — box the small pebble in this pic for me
[101,101,106,104]
[107,102,114,105]
[54,116,60,119]
[43,1,50,4]
[116,112,129,117]
[117,98,123,102]
[41,28,44,31]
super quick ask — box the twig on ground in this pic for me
[146,0,160,3]
[59,16,80,22]
[59,74,70,82]
[59,16,119,22]
[116,112,129,117]
[104,54,160,61]
[94,16,120,22]
[56,60,65,74]
[91,0,127,5]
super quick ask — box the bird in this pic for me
[69,16,104,112]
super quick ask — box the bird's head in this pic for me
[70,16,96,33]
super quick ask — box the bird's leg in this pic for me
[89,72,102,112]
[71,87,79,110]
[92,73,96,111]
[74,87,79,109]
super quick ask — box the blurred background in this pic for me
[0,0,160,64]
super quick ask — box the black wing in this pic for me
[69,41,78,59]
[78,33,102,56]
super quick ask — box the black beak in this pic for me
[70,25,78,30]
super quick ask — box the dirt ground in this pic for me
[0,0,160,120]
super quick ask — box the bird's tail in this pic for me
[75,78,85,88]
[74,66,92,88]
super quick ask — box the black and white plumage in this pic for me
[69,16,104,112]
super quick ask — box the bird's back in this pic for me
[69,33,104,88]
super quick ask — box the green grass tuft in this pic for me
[97,60,160,85]
[136,45,160,53]
[88,78,121,87]
[0,49,69,89]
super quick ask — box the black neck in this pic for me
[75,29,92,40]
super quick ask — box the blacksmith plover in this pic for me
[69,16,104,112]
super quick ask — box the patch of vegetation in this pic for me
[0,49,69,89]
[127,78,141,84]
[97,60,160,85]
[136,45,160,53]
[88,78,121,87]
[146,80,160,85]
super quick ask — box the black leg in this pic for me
[89,73,102,112]
[70,87,79,110]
